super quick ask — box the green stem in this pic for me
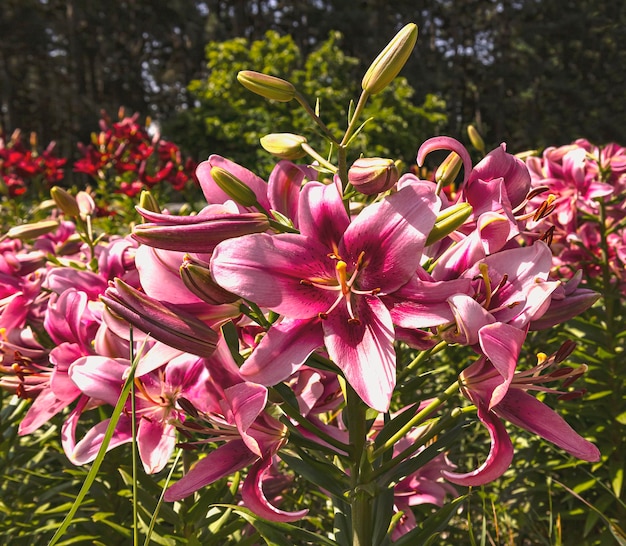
[397,340,447,383]
[371,380,460,460]
[294,91,339,144]
[345,384,373,546]
[371,406,468,482]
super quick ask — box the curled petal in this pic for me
[241,457,309,522]
[442,408,514,486]
[417,136,473,187]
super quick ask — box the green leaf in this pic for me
[220,506,339,546]
[279,449,349,500]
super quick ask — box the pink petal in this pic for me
[137,419,176,474]
[267,161,306,226]
[224,382,269,457]
[341,183,439,293]
[297,181,349,249]
[240,317,324,385]
[386,276,472,328]
[241,457,309,522]
[495,389,600,462]
[324,295,395,412]
[135,245,204,305]
[164,440,257,501]
[442,408,514,486]
[211,233,336,317]
[477,323,526,409]
[69,356,129,405]
[417,136,473,187]
[61,398,133,465]
[447,293,495,346]
[197,155,271,212]
[19,388,75,435]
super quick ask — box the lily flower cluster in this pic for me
[523,139,626,293]
[74,108,198,198]
[0,128,66,198]
[0,23,603,543]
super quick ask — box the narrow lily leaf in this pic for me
[47,343,142,546]
[278,449,350,499]
[371,486,395,546]
[391,495,467,546]
[216,506,339,546]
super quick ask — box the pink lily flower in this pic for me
[64,351,214,474]
[161,338,308,522]
[443,346,600,486]
[211,180,440,411]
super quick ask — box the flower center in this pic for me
[300,251,380,325]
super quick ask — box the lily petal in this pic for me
[211,233,336,318]
[442,408,514,486]
[324,295,395,412]
[241,457,309,522]
[240,317,324,386]
[495,389,600,461]
[164,439,257,501]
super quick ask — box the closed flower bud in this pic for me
[435,151,463,189]
[180,256,240,305]
[362,23,418,95]
[76,191,96,218]
[237,70,296,102]
[348,157,399,195]
[210,166,259,207]
[260,133,307,160]
[51,186,80,217]
[467,125,486,154]
[425,202,473,245]
[101,278,218,358]
[6,220,59,240]
[138,190,161,215]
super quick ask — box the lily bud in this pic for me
[138,190,161,215]
[101,278,218,358]
[133,209,270,253]
[425,202,473,245]
[348,157,399,195]
[237,70,296,102]
[76,191,96,218]
[362,23,418,95]
[180,256,240,305]
[210,166,259,207]
[260,133,307,160]
[6,220,59,240]
[435,152,463,190]
[467,125,486,154]
[51,186,80,217]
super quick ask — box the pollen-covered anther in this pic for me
[347,317,362,326]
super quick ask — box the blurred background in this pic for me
[1,0,624,173]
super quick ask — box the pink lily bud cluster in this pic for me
[522,139,626,293]
[0,128,66,198]
[74,109,198,198]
